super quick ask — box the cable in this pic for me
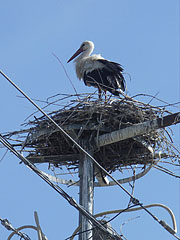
[65,204,132,240]
[0,70,156,206]
[0,217,31,240]
[38,161,153,187]
[69,203,177,240]
[8,226,38,240]
[0,134,120,240]
[0,70,134,200]
[0,70,179,239]
[95,204,177,233]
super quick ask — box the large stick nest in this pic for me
[5,93,179,173]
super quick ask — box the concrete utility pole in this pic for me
[79,147,94,240]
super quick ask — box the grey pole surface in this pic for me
[79,148,94,240]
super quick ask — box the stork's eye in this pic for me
[81,43,85,48]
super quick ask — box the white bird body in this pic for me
[75,54,104,80]
[67,41,126,98]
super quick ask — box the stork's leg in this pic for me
[98,87,102,99]
[104,90,107,101]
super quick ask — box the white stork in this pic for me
[67,41,126,98]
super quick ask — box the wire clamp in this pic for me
[160,220,176,235]
[131,197,139,205]
[1,219,12,230]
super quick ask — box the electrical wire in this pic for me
[0,70,158,206]
[0,217,31,240]
[68,203,177,240]
[0,134,119,240]
[8,225,38,240]
[0,70,179,239]
[38,160,153,187]
[0,70,134,200]
[65,204,134,240]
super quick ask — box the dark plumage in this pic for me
[84,59,125,96]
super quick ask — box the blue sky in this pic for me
[0,0,179,239]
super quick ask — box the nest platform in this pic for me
[4,93,179,176]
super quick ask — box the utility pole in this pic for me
[79,146,94,240]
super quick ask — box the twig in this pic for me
[52,52,79,97]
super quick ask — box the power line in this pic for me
[0,70,154,204]
[0,217,31,240]
[68,203,179,240]
[65,204,138,240]
[0,134,120,240]
[0,70,133,199]
[0,70,179,239]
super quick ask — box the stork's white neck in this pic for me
[74,46,94,62]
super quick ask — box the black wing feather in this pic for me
[98,59,124,72]
[83,59,125,95]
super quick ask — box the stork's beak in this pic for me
[67,47,84,63]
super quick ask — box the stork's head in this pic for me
[80,41,94,52]
[67,41,94,63]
